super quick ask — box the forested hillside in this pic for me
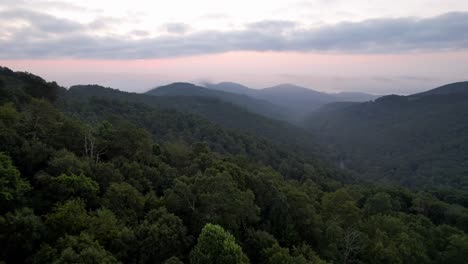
[1,66,468,264]
[65,84,322,163]
[146,83,291,121]
[306,82,468,195]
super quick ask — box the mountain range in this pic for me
[2,66,468,263]
[306,81,468,191]
[148,82,379,123]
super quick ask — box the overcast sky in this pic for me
[1,0,468,94]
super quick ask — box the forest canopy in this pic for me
[1,67,468,263]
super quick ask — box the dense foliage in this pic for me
[1,67,468,263]
[306,84,468,196]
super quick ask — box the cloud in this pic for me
[162,23,191,34]
[0,8,83,34]
[130,30,150,37]
[247,20,298,32]
[0,10,468,59]
[0,0,101,13]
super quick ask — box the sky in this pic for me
[0,0,468,94]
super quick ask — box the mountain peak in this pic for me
[204,82,254,94]
[266,83,310,90]
[412,81,468,97]
[146,82,207,96]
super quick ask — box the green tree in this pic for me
[361,214,429,264]
[95,120,154,163]
[42,173,99,203]
[90,162,123,191]
[364,192,394,215]
[35,233,118,264]
[190,223,249,264]
[136,207,191,263]
[47,149,90,177]
[87,208,136,262]
[322,189,361,226]
[103,182,145,223]
[46,199,89,237]
[439,234,468,264]
[242,229,278,263]
[0,208,45,263]
[87,208,123,247]
[164,256,184,264]
[264,244,306,264]
[0,152,30,210]
[165,170,259,232]
[0,103,20,153]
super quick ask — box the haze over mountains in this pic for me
[148,81,379,122]
[68,75,468,193]
[206,82,378,118]
[145,77,468,193]
[306,81,468,190]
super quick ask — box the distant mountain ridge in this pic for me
[411,81,468,97]
[205,82,379,121]
[146,82,291,121]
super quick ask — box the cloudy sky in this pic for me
[1,0,468,94]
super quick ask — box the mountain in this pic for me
[0,66,65,103]
[332,91,379,101]
[261,83,335,107]
[205,82,379,121]
[146,82,291,121]
[65,84,324,163]
[202,81,253,95]
[306,81,468,191]
[412,81,468,96]
[2,66,468,264]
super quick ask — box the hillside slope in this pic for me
[306,82,468,190]
[146,82,291,121]
[64,84,327,164]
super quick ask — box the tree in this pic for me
[190,223,249,264]
[165,170,259,232]
[242,229,278,263]
[97,120,154,163]
[322,189,361,226]
[87,208,123,247]
[90,161,123,191]
[0,103,20,153]
[364,192,394,215]
[46,199,89,237]
[136,208,191,263]
[361,214,430,264]
[47,149,90,177]
[0,152,30,211]
[264,244,306,264]
[86,208,136,262]
[0,208,45,263]
[41,173,99,203]
[439,234,468,264]
[164,256,184,264]
[103,182,145,223]
[35,233,118,264]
